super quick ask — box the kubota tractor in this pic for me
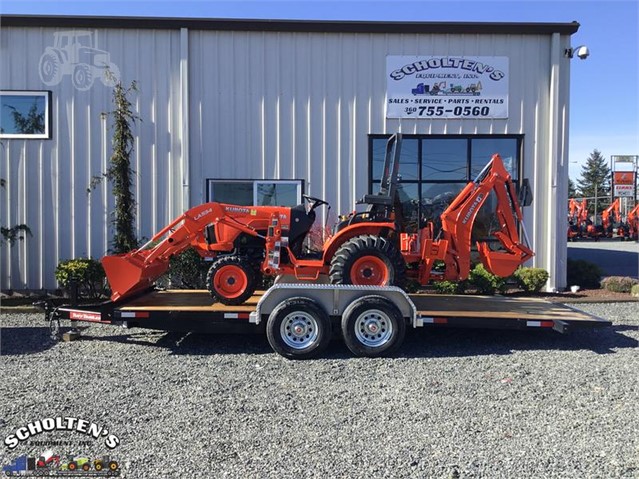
[102,134,534,305]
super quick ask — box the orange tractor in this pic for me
[102,134,534,305]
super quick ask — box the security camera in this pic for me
[575,45,590,59]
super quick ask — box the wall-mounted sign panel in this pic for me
[386,56,509,119]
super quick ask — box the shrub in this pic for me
[566,259,603,289]
[468,263,507,295]
[163,248,211,289]
[631,284,639,298]
[600,276,638,293]
[55,258,107,299]
[433,280,467,295]
[513,267,549,293]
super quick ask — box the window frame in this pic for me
[0,90,52,139]
[206,178,305,206]
[368,133,523,193]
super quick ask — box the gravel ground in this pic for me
[1,303,638,479]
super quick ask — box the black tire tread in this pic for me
[329,234,406,288]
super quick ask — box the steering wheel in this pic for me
[302,194,329,212]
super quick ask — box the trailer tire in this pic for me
[341,296,406,357]
[266,298,332,360]
[329,235,405,288]
[206,256,256,305]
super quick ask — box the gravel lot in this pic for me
[1,303,638,479]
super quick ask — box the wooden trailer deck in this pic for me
[114,290,607,329]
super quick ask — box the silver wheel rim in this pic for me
[354,309,393,347]
[280,311,319,349]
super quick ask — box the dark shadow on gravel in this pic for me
[391,325,638,359]
[0,327,57,355]
[51,323,637,359]
[568,246,639,278]
[83,330,274,356]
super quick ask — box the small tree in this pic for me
[568,177,578,198]
[576,149,611,214]
[91,81,139,253]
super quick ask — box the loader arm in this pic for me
[102,202,269,302]
[437,154,534,280]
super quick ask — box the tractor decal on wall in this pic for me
[39,30,121,91]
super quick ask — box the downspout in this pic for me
[180,27,190,211]
[546,33,560,291]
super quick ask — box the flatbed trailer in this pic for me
[43,284,611,359]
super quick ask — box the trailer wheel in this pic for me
[82,463,90,471]
[329,235,405,288]
[109,461,119,471]
[266,298,332,360]
[342,297,406,357]
[206,256,256,305]
[95,462,103,471]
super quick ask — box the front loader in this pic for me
[102,134,534,305]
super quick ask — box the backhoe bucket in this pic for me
[102,254,169,302]
[477,242,531,278]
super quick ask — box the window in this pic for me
[369,134,522,236]
[0,91,52,139]
[207,179,303,206]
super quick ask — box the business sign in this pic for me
[386,56,509,119]
[614,184,634,197]
[614,171,635,185]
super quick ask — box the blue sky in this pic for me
[2,0,638,181]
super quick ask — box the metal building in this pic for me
[0,16,578,291]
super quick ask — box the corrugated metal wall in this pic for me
[0,24,572,290]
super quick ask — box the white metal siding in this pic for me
[0,25,572,290]
[0,27,183,289]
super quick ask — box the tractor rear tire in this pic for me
[329,235,406,288]
[206,256,256,305]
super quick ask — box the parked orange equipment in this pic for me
[102,134,534,305]
[624,203,639,240]
[601,198,621,238]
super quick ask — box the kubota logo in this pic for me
[462,194,483,224]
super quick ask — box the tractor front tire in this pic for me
[329,235,405,288]
[206,256,256,305]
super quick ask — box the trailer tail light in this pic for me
[526,320,554,328]
[117,312,150,319]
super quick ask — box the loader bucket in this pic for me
[102,254,169,302]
